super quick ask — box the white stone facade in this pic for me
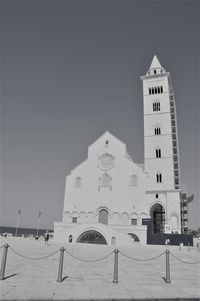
[54,56,182,245]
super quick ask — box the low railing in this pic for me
[0,243,199,283]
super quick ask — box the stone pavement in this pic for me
[0,237,200,300]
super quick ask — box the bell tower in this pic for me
[141,55,181,233]
[141,55,180,191]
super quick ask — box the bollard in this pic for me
[57,247,65,282]
[113,249,119,283]
[165,249,171,283]
[179,243,181,251]
[188,242,190,252]
[0,244,9,280]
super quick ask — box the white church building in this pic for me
[54,56,188,245]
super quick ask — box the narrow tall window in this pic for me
[72,217,77,223]
[156,173,162,183]
[98,173,112,191]
[154,127,161,135]
[160,86,163,93]
[154,70,157,75]
[152,87,155,94]
[155,87,157,94]
[157,86,160,93]
[153,102,160,112]
[156,149,161,158]
[129,175,138,186]
[74,177,81,188]
[102,174,110,187]
[149,88,151,95]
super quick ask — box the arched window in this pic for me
[154,70,157,75]
[111,236,116,245]
[129,175,138,186]
[155,87,157,94]
[156,173,162,183]
[152,87,155,94]
[156,149,161,158]
[98,173,112,190]
[103,174,110,187]
[157,86,160,93]
[149,88,151,95]
[74,177,81,188]
[154,127,161,135]
[160,86,163,93]
[153,102,160,112]
[99,209,108,225]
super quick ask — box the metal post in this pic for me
[0,244,9,280]
[15,209,21,237]
[113,249,119,283]
[165,249,171,283]
[36,211,42,237]
[57,247,65,282]
[188,242,190,252]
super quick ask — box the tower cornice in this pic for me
[140,72,170,80]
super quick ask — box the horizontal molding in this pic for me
[145,157,173,160]
[144,111,171,116]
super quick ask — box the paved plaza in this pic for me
[0,237,200,300]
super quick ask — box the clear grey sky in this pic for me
[1,0,199,230]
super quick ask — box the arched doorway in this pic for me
[98,209,108,225]
[76,230,107,244]
[150,204,165,233]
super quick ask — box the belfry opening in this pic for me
[150,204,165,233]
[76,230,107,244]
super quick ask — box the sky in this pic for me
[1,0,199,230]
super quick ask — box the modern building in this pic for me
[54,56,193,245]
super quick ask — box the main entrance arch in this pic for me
[150,203,165,233]
[98,209,108,225]
[76,230,107,244]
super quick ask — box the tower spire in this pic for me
[146,55,165,76]
[149,55,163,69]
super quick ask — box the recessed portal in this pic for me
[150,204,165,233]
[76,230,107,244]
[98,209,108,225]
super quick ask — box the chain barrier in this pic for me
[118,250,166,261]
[9,246,60,260]
[1,244,200,284]
[170,251,200,264]
[64,248,114,262]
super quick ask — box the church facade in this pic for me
[54,56,185,245]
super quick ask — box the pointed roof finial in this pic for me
[149,55,163,70]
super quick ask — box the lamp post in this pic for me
[36,211,42,237]
[15,209,21,237]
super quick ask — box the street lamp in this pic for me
[36,211,42,237]
[15,209,21,237]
